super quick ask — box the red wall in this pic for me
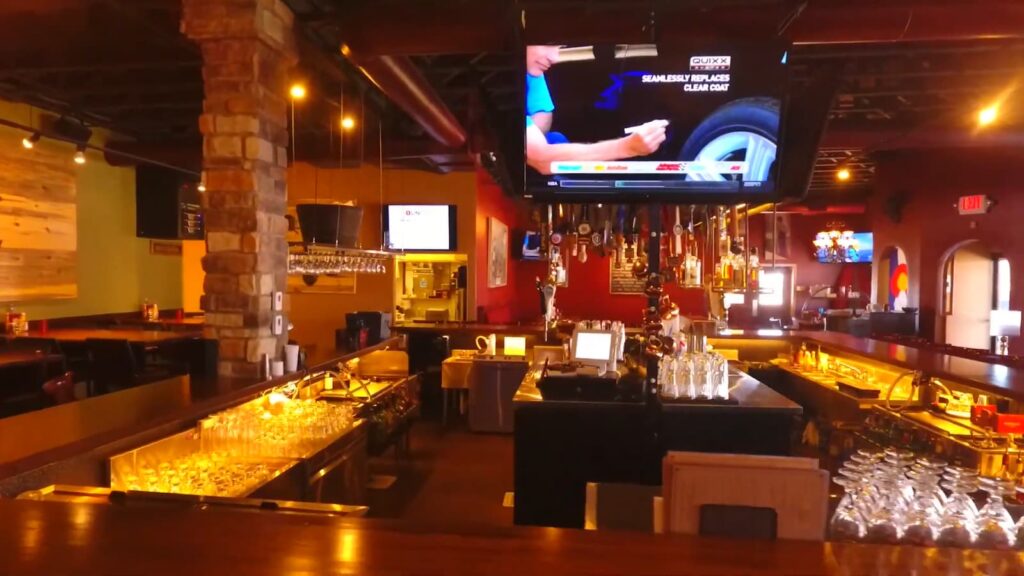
[514,257,707,325]
[748,212,872,317]
[473,171,872,326]
[475,169,526,323]
[869,148,1024,353]
[502,209,868,326]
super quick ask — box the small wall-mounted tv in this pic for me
[383,204,457,252]
[519,230,544,260]
[816,232,873,264]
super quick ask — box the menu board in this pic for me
[179,202,204,240]
[609,259,645,294]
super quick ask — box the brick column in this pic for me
[182,0,296,378]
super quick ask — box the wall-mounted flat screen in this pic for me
[524,42,788,202]
[520,230,544,260]
[384,204,457,252]
[816,232,873,264]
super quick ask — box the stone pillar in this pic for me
[182,0,296,378]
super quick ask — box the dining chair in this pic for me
[85,338,185,395]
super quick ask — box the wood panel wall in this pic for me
[0,130,77,301]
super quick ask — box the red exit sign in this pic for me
[957,194,991,215]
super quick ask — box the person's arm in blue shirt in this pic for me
[526,74,554,133]
[526,120,668,175]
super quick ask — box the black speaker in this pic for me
[295,203,363,248]
[457,265,468,288]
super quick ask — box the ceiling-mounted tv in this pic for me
[383,204,457,252]
[523,41,789,202]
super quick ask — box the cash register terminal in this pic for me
[571,329,614,375]
[538,328,622,400]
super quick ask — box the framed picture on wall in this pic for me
[487,217,508,288]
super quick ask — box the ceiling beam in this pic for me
[312,1,1024,57]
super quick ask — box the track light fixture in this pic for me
[21,132,40,149]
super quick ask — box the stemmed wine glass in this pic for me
[901,464,944,546]
[975,477,1016,550]
[830,464,869,541]
[935,468,980,548]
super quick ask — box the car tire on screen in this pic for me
[678,97,780,182]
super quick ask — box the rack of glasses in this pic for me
[287,246,391,275]
[658,352,734,403]
[110,391,359,499]
[831,448,1024,550]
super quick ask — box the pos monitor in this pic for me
[571,329,615,374]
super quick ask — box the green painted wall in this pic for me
[1,101,183,319]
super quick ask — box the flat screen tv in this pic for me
[520,230,544,260]
[816,232,873,264]
[383,204,457,252]
[523,41,789,202]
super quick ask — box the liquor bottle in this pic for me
[683,233,701,286]
[732,236,746,290]
[718,252,734,288]
[716,207,731,288]
[748,247,760,291]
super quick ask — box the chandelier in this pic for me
[813,223,859,263]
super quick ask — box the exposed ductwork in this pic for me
[342,48,467,149]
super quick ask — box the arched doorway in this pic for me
[876,246,909,311]
[937,240,1005,350]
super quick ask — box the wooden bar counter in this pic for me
[513,367,801,528]
[0,498,1017,576]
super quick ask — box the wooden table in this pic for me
[0,498,1017,575]
[0,351,64,370]
[15,328,201,345]
[118,316,206,330]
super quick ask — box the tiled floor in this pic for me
[367,421,515,529]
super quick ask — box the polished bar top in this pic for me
[795,331,1024,401]
[660,370,803,415]
[0,499,1016,575]
[398,320,1024,401]
[515,366,801,415]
